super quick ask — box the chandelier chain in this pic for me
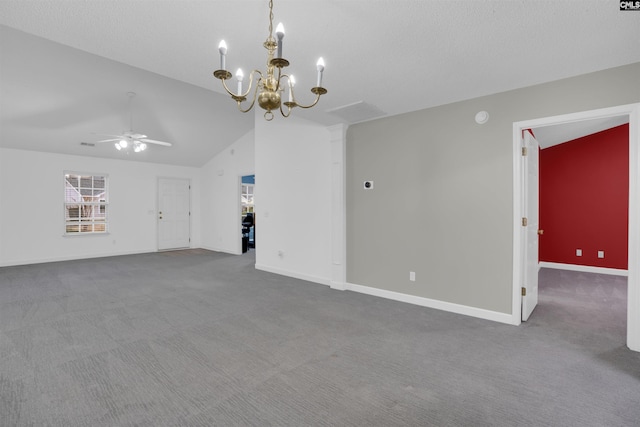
[268,0,274,38]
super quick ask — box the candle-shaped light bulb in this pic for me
[236,68,244,94]
[218,40,227,70]
[316,57,325,87]
[288,75,295,102]
[275,23,285,58]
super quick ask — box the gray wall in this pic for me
[346,62,640,315]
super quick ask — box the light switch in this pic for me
[576,249,582,257]
[598,250,605,259]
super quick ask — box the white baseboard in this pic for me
[200,245,241,255]
[330,281,347,291]
[0,249,158,268]
[345,282,514,325]
[255,263,330,286]
[539,262,628,277]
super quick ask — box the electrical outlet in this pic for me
[576,249,582,257]
[598,250,605,259]
[409,271,416,281]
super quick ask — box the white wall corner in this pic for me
[329,123,348,290]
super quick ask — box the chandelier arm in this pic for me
[236,83,261,113]
[219,77,238,98]
[294,92,323,109]
[279,100,293,117]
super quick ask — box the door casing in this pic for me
[521,132,540,321]
[157,177,191,251]
[512,103,640,352]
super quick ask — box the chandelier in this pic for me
[213,0,327,121]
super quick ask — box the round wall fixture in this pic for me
[475,111,489,124]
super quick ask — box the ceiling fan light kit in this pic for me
[114,138,147,152]
[91,92,172,153]
[213,0,327,121]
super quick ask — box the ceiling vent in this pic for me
[326,101,386,124]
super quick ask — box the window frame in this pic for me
[63,171,109,235]
[241,183,254,217]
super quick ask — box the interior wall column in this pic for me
[329,123,348,290]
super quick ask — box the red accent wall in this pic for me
[539,124,628,270]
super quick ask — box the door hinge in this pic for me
[522,287,526,296]
[522,147,527,156]
[522,217,528,227]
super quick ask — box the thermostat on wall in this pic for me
[364,180,374,189]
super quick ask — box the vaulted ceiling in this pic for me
[1,1,639,166]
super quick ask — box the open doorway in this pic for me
[536,121,629,274]
[241,175,255,253]
[534,121,629,346]
[513,103,640,352]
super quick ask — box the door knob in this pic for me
[538,229,544,235]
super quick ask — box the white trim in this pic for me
[237,175,244,255]
[345,282,515,325]
[330,281,347,291]
[329,124,348,291]
[63,171,110,236]
[157,176,192,251]
[627,104,640,351]
[255,263,331,286]
[0,249,157,268]
[539,262,628,277]
[200,244,241,256]
[511,125,524,326]
[513,103,640,352]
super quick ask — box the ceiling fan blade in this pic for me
[141,138,172,147]
[92,132,125,138]
[95,138,120,143]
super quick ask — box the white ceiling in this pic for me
[534,116,630,149]
[1,0,639,166]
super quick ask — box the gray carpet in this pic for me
[1,250,639,426]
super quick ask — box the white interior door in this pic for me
[158,178,190,250]
[522,131,539,321]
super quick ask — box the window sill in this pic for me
[63,232,111,237]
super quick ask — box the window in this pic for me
[241,183,254,217]
[64,173,108,234]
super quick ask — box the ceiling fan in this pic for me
[93,92,172,152]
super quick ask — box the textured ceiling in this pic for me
[1,0,639,165]
[534,116,630,149]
